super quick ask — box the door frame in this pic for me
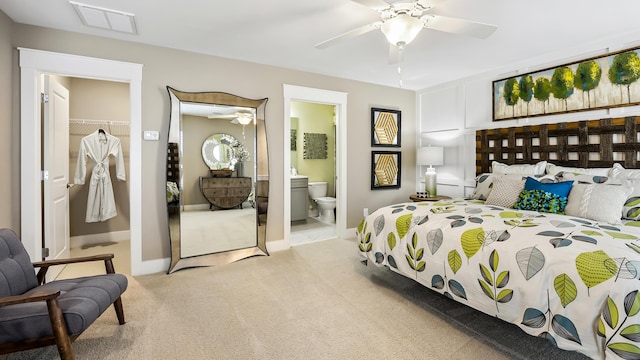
[19,48,155,276]
[278,84,348,251]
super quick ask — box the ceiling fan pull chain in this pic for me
[397,45,404,88]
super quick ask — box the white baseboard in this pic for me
[266,238,290,253]
[70,230,131,249]
[132,257,171,276]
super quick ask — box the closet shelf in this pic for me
[69,118,130,137]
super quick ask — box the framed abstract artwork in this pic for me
[303,132,327,159]
[371,151,401,190]
[371,108,401,147]
[493,45,640,121]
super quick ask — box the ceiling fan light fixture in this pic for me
[380,13,423,47]
[236,113,253,125]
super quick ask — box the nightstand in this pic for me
[410,194,452,202]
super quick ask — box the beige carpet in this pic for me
[2,238,553,360]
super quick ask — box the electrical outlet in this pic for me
[363,208,368,217]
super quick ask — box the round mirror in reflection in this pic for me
[201,133,238,170]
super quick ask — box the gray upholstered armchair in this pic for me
[0,228,128,359]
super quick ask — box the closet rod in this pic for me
[69,118,129,126]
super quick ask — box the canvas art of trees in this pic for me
[493,48,640,121]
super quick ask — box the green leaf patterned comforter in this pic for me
[356,199,640,360]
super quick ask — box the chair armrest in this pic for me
[33,254,117,284]
[33,253,114,268]
[0,289,60,308]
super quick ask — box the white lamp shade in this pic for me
[417,146,444,166]
[380,14,423,47]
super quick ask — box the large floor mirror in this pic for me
[166,87,269,273]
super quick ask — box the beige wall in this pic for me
[0,11,17,231]
[7,20,416,261]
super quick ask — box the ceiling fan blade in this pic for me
[416,0,448,8]
[314,21,381,49]
[207,114,237,119]
[422,14,497,39]
[351,0,391,11]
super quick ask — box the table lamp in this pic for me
[417,146,444,196]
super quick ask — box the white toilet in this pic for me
[308,182,336,224]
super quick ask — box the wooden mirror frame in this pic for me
[166,87,269,273]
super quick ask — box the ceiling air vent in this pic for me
[70,1,137,35]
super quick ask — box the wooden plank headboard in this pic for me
[475,116,640,175]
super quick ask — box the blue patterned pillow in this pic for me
[513,189,568,214]
[524,177,573,197]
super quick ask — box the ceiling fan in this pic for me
[315,0,498,57]
[207,109,255,125]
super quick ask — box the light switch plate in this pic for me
[143,130,159,141]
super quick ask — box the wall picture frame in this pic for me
[371,150,401,190]
[371,108,401,147]
[493,45,640,121]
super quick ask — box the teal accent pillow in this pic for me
[525,177,574,197]
[514,189,568,214]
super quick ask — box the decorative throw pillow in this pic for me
[513,189,568,214]
[492,161,547,175]
[611,163,640,180]
[485,176,526,208]
[545,163,611,177]
[620,179,640,220]
[472,174,528,200]
[472,173,495,200]
[524,177,574,198]
[558,172,613,184]
[565,183,632,224]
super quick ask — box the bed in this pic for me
[357,117,640,360]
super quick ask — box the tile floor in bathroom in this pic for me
[290,216,337,246]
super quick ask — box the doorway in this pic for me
[65,77,132,275]
[282,85,348,250]
[289,101,337,246]
[18,48,156,276]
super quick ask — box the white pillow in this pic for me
[492,161,547,175]
[472,173,556,201]
[546,163,611,177]
[565,183,632,224]
[559,172,615,185]
[485,176,525,208]
[611,163,640,180]
[472,173,495,200]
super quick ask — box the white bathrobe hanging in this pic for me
[74,130,126,222]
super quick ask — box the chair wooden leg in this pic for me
[114,297,126,325]
[46,298,74,360]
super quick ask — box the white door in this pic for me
[43,75,71,280]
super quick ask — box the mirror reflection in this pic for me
[166,87,268,273]
[202,133,244,170]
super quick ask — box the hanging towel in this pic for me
[74,129,126,222]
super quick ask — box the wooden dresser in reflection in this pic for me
[199,176,252,210]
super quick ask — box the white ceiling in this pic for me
[2,0,640,90]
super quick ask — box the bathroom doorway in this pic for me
[289,102,337,246]
[281,84,347,252]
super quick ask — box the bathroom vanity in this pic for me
[291,176,308,222]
